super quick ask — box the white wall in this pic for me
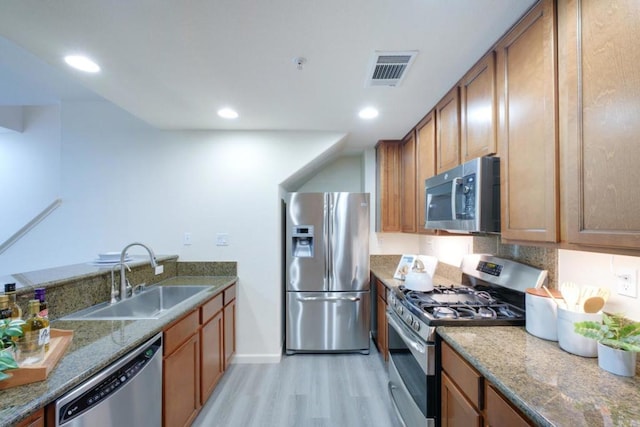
[559,249,640,321]
[296,155,364,192]
[0,105,61,261]
[2,100,347,363]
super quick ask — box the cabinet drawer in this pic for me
[201,293,223,324]
[376,280,387,302]
[224,284,236,305]
[164,309,199,356]
[441,341,482,408]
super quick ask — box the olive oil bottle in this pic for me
[18,300,48,365]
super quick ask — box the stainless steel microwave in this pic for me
[424,156,500,233]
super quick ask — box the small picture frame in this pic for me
[394,254,416,280]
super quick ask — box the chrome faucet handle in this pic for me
[110,262,131,303]
[133,283,147,295]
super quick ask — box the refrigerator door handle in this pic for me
[323,194,331,290]
[296,296,361,302]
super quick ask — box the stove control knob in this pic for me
[412,321,420,332]
[397,306,404,315]
[406,314,413,324]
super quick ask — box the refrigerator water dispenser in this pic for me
[292,226,314,258]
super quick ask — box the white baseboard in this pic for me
[231,353,282,364]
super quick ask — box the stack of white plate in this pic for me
[93,252,133,264]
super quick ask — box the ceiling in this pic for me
[0,0,537,151]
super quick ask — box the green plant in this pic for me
[0,318,25,381]
[574,313,640,352]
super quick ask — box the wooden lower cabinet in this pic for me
[164,284,236,427]
[374,279,388,361]
[441,341,531,427]
[201,299,224,404]
[485,383,531,427]
[164,331,200,427]
[441,371,482,427]
[15,408,44,427]
[223,284,236,368]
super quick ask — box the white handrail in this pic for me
[0,198,62,254]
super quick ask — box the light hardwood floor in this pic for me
[193,343,401,427]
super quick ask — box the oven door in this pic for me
[386,309,436,427]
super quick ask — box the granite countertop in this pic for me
[0,275,237,427]
[438,326,640,426]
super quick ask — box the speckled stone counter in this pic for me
[0,275,237,427]
[438,326,640,427]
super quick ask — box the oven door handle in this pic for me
[386,311,426,354]
[387,382,408,427]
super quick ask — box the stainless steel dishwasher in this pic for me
[54,332,162,427]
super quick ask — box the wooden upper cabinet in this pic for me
[461,51,497,162]
[416,111,436,233]
[496,0,559,243]
[436,86,461,174]
[376,140,402,232]
[559,0,640,249]
[401,132,417,233]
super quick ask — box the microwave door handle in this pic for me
[451,177,462,219]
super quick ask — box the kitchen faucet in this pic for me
[119,242,158,301]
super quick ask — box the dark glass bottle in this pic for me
[4,283,22,320]
[34,288,49,351]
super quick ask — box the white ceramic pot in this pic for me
[557,307,601,357]
[525,288,562,341]
[597,342,637,377]
[404,271,434,292]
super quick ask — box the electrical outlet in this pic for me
[216,233,229,246]
[155,265,164,275]
[616,268,637,298]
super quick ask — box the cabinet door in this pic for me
[560,0,640,249]
[441,372,482,427]
[436,86,461,174]
[15,409,44,427]
[200,310,224,405]
[376,140,402,232]
[224,299,236,368]
[416,111,436,233]
[164,334,200,427]
[401,132,417,233]
[497,0,559,242]
[485,383,531,427]
[461,51,497,162]
[376,294,388,361]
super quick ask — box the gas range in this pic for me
[385,254,548,427]
[387,254,548,342]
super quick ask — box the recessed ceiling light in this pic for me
[64,55,100,73]
[218,108,239,119]
[358,107,379,120]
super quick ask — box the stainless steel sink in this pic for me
[61,285,211,320]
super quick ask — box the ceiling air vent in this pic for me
[366,51,418,87]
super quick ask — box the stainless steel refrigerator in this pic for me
[285,192,370,354]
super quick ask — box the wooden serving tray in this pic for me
[0,328,73,390]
